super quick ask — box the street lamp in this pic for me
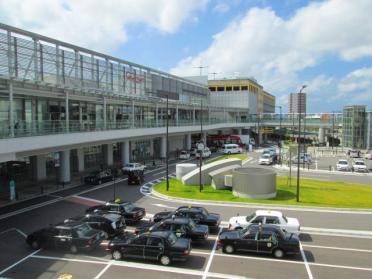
[166,95,170,191]
[199,100,203,192]
[296,84,307,202]
[275,106,282,164]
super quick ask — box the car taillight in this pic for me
[134,229,139,235]
[88,238,93,246]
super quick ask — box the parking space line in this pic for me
[202,227,223,279]
[93,261,113,279]
[300,241,314,279]
[309,262,372,272]
[302,244,372,253]
[31,254,248,279]
[0,249,41,276]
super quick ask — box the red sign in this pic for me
[125,72,145,83]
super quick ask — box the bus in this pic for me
[207,135,244,149]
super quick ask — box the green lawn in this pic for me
[205,153,248,164]
[154,177,372,209]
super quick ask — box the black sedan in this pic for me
[136,217,209,243]
[153,206,221,232]
[218,224,300,258]
[26,222,105,253]
[64,213,126,238]
[105,231,191,266]
[86,199,146,223]
[127,170,145,185]
[84,169,113,185]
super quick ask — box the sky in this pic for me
[0,0,371,113]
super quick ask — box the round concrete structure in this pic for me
[176,163,197,180]
[232,167,276,199]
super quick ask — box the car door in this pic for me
[144,237,165,260]
[257,232,276,254]
[54,229,73,250]
[125,236,146,259]
[249,216,264,225]
[240,231,258,252]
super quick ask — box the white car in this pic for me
[179,150,190,160]
[352,160,367,172]
[336,159,350,171]
[122,163,146,174]
[259,154,273,165]
[228,210,300,235]
[364,152,372,160]
[196,148,211,158]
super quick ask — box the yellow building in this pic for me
[208,78,275,113]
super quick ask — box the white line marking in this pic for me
[31,254,248,279]
[300,241,314,279]
[70,195,106,204]
[15,228,27,238]
[93,260,113,279]
[309,262,372,272]
[301,227,372,237]
[302,244,372,253]
[0,227,27,238]
[202,227,222,279]
[304,231,372,239]
[0,249,41,276]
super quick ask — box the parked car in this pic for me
[259,154,273,165]
[179,150,191,160]
[122,163,146,174]
[364,152,372,160]
[218,224,300,258]
[221,144,242,154]
[352,160,368,172]
[135,217,209,243]
[86,199,146,223]
[153,206,221,232]
[127,170,144,185]
[26,222,105,253]
[228,210,300,235]
[348,150,361,158]
[291,154,312,164]
[84,169,114,185]
[195,148,211,158]
[64,213,126,238]
[105,231,192,266]
[336,159,350,171]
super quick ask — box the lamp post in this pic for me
[296,85,307,202]
[332,111,335,151]
[199,100,203,192]
[166,95,170,191]
[275,106,282,164]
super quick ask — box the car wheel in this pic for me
[159,254,171,266]
[228,151,231,154]
[223,244,235,254]
[70,245,78,254]
[98,180,102,185]
[112,250,123,260]
[273,248,284,258]
[31,240,40,250]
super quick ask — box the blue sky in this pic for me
[0,0,371,112]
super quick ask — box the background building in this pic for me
[207,77,275,114]
[342,105,367,149]
[289,92,306,113]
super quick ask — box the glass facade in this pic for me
[342,105,366,149]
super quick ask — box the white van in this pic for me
[222,144,242,154]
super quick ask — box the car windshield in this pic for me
[188,219,197,229]
[181,151,187,155]
[74,223,93,237]
[167,232,177,245]
[200,208,209,217]
[123,203,135,212]
[338,161,348,165]
[246,213,256,222]
[262,154,270,159]
[355,162,365,166]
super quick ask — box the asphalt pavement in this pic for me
[0,153,372,279]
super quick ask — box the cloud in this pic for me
[171,0,372,97]
[213,3,230,13]
[0,0,208,52]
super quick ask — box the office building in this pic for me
[289,93,306,114]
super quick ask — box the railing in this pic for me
[0,114,343,139]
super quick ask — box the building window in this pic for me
[217,87,224,91]
[233,86,240,91]
[241,86,248,90]
[209,87,216,91]
[226,86,232,91]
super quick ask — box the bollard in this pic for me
[329,165,332,171]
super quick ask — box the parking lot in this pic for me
[1,160,372,279]
[1,218,372,279]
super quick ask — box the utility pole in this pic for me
[166,95,169,191]
[199,100,203,192]
[193,65,208,76]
